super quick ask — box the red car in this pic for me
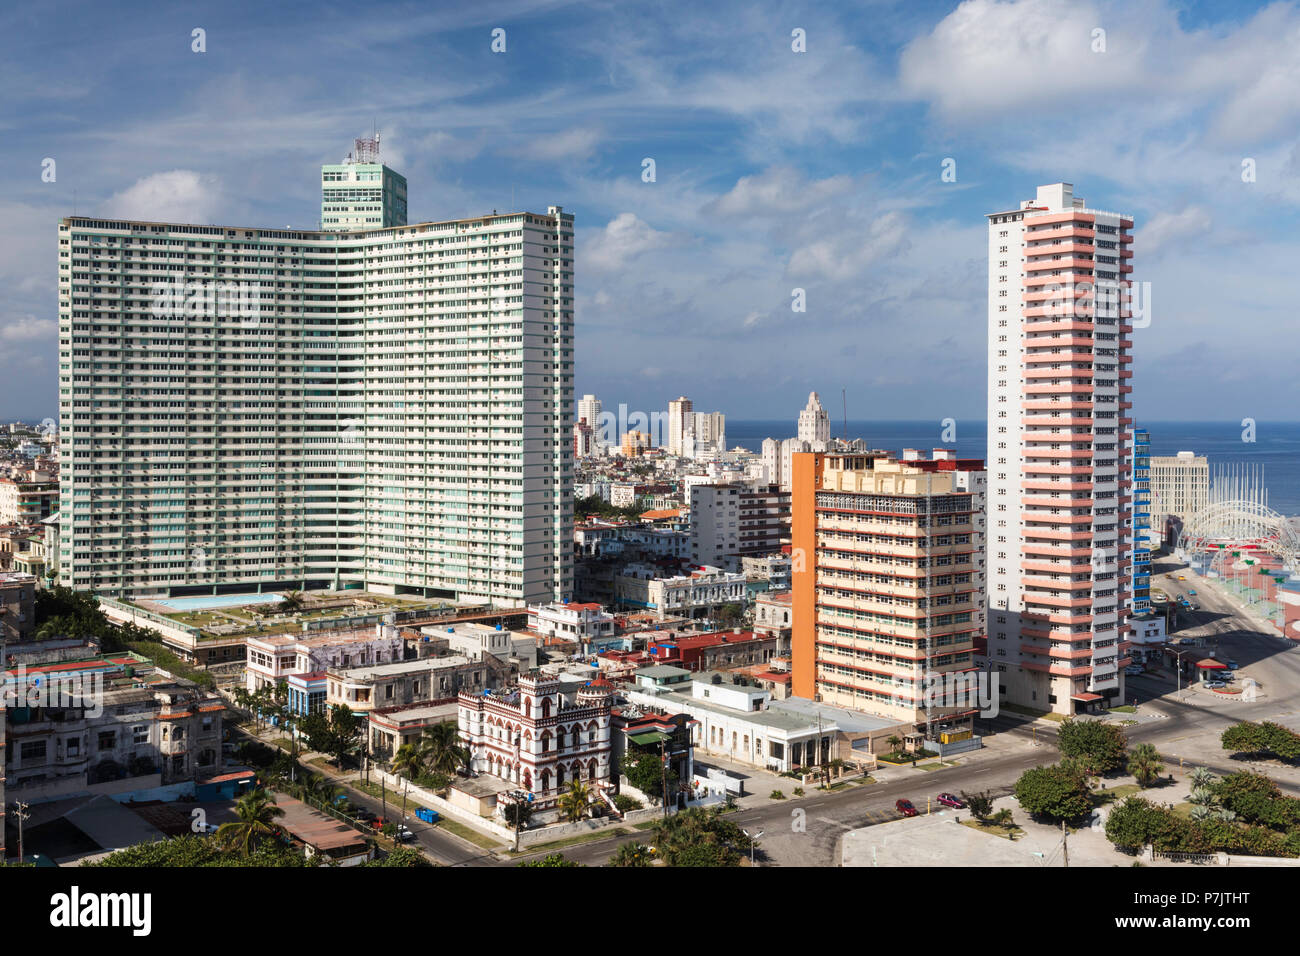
[896,799,919,817]
[936,793,965,809]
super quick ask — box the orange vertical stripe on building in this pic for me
[790,451,822,700]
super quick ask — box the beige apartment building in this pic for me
[791,450,987,734]
[1150,451,1209,520]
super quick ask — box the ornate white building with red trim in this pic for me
[457,673,614,808]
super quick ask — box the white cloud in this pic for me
[0,315,56,343]
[1139,206,1212,257]
[706,166,854,218]
[584,213,673,272]
[526,127,602,162]
[787,210,909,280]
[100,170,225,224]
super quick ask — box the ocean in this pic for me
[724,420,1300,518]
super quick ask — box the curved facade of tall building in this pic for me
[58,196,573,606]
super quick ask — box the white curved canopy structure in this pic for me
[1178,497,1300,572]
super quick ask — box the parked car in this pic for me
[896,799,919,818]
[1204,680,1227,690]
[1177,575,1187,580]
[1178,638,1197,645]
[1187,589,1197,595]
[1125,665,1143,676]
[394,825,415,843]
[936,793,964,809]
[352,808,377,824]
[1227,660,1239,670]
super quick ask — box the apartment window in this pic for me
[21,740,47,761]
[134,725,148,744]
[66,736,81,757]
[98,731,116,751]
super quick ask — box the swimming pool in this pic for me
[154,592,284,612]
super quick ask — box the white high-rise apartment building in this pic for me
[577,394,603,447]
[985,183,1133,716]
[58,159,573,607]
[667,397,693,455]
[797,391,830,445]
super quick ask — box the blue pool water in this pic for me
[154,592,283,611]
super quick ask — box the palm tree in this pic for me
[277,590,306,614]
[420,722,468,777]
[392,741,429,781]
[886,735,902,755]
[989,808,1015,828]
[1127,742,1164,788]
[609,841,652,867]
[301,773,341,806]
[1189,767,1215,789]
[558,781,591,823]
[216,789,284,856]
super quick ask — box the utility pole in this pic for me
[1062,820,1069,868]
[659,737,670,819]
[14,802,30,863]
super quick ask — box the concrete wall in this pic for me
[374,769,661,848]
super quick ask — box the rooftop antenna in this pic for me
[842,387,847,442]
[354,129,380,164]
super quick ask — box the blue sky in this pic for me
[3,0,1299,425]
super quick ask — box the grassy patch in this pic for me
[916,761,957,772]
[1109,705,1137,714]
[961,819,1024,841]
[1094,783,1144,805]
[435,817,503,850]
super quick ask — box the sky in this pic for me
[3,0,1299,425]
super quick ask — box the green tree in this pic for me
[1104,796,1163,853]
[1057,719,1129,775]
[277,590,306,614]
[1127,743,1164,788]
[519,853,582,867]
[301,705,362,768]
[1214,772,1300,830]
[392,742,429,781]
[502,801,533,828]
[961,790,994,822]
[1013,763,1092,821]
[1221,721,1272,757]
[363,847,433,867]
[86,835,312,868]
[419,721,468,777]
[215,789,285,857]
[621,749,677,801]
[557,780,591,822]
[609,841,653,867]
[650,806,751,867]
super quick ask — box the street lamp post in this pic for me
[742,828,763,867]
